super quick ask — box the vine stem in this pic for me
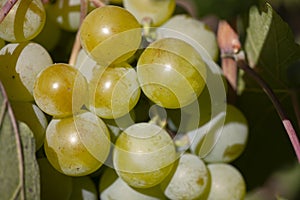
[218,20,300,163]
[236,57,300,163]
[0,0,18,24]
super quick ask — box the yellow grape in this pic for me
[0,0,46,42]
[0,42,53,102]
[89,62,141,119]
[113,122,176,188]
[33,63,88,118]
[44,112,111,176]
[80,5,142,66]
[10,101,48,151]
[137,37,207,109]
[123,0,176,26]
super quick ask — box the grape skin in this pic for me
[44,112,111,176]
[137,37,207,109]
[113,122,176,188]
[0,42,53,102]
[89,63,141,119]
[0,0,46,42]
[33,63,88,118]
[80,5,142,66]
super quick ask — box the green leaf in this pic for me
[0,82,40,200]
[244,3,300,89]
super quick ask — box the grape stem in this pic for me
[68,0,89,66]
[0,0,18,24]
[235,55,300,163]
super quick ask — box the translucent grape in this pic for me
[70,176,98,200]
[202,105,248,163]
[44,112,111,176]
[89,62,141,119]
[99,167,166,200]
[113,122,176,188]
[33,63,88,118]
[0,42,53,102]
[137,37,207,109]
[10,101,48,151]
[161,153,210,200]
[0,0,46,42]
[80,5,142,66]
[74,49,98,82]
[123,0,176,26]
[160,14,219,61]
[207,163,246,200]
[38,158,73,200]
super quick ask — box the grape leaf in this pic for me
[0,82,40,200]
[244,3,300,89]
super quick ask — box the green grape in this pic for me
[0,0,46,42]
[202,105,248,163]
[10,101,48,151]
[160,14,219,61]
[99,167,167,200]
[113,122,176,188]
[0,42,53,102]
[33,63,88,118]
[80,5,142,66]
[89,62,141,119]
[207,163,246,200]
[38,158,73,200]
[44,112,111,176]
[70,176,98,200]
[137,37,207,109]
[161,153,210,200]
[33,6,62,51]
[123,0,176,26]
[47,0,95,32]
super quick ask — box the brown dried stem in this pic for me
[0,0,18,24]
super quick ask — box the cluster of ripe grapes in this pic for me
[0,0,249,199]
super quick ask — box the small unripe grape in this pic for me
[113,122,176,188]
[0,0,46,42]
[124,0,176,26]
[207,163,246,200]
[33,63,88,118]
[10,101,48,151]
[80,6,142,66]
[161,153,211,200]
[89,63,141,119]
[137,37,207,109]
[0,42,53,102]
[44,112,111,176]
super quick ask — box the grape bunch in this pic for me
[0,0,249,199]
